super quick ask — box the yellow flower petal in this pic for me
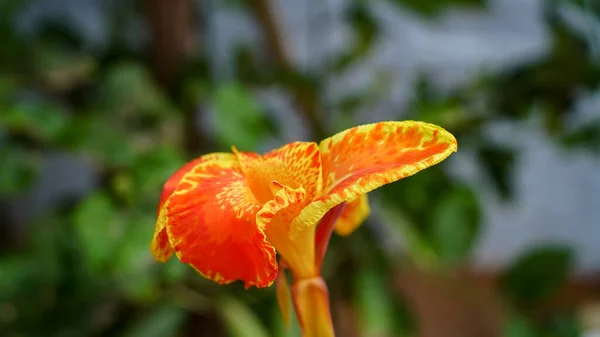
[293,121,457,230]
[333,194,370,236]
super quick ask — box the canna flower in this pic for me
[150,121,457,336]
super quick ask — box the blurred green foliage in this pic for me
[1,0,599,336]
[501,245,574,307]
[354,267,397,336]
[390,0,487,17]
[212,83,273,150]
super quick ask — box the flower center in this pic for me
[253,181,316,280]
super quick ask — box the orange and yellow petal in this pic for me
[151,153,233,261]
[233,142,325,279]
[293,121,457,229]
[291,277,335,337]
[234,142,323,203]
[333,194,370,236]
[256,182,317,279]
[159,153,278,288]
[157,153,234,212]
[150,225,174,262]
[256,183,306,228]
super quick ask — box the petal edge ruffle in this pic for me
[161,154,278,288]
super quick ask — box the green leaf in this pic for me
[61,115,137,166]
[0,145,40,195]
[34,48,96,92]
[0,256,32,299]
[72,193,124,273]
[113,214,158,301]
[56,63,180,167]
[477,145,516,200]
[212,83,270,150]
[0,218,63,300]
[129,146,185,204]
[0,75,17,101]
[542,314,581,337]
[561,121,600,152]
[121,305,185,337]
[389,0,487,17]
[271,301,302,337]
[430,185,481,265]
[102,62,174,119]
[162,258,188,284]
[354,268,396,337]
[216,295,271,337]
[29,217,63,284]
[0,100,68,142]
[500,245,573,306]
[412,96,469,131]
[232,45,268,85]
[329,3,379,72]
[503,312,539,337]
[378,205,439,269]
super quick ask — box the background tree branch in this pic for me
[145,0,208,154]
[248,0,328,140]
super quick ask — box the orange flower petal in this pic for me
[160,153,278,288]
[261,186,317,279]
[294,121,457,229]
[151,153,233,262]
[256,184,306,227]
[150,226,173,262]
[235,142,323,279]
[333,194,370,236]
[234,142,322,202]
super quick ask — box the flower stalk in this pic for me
[291,276,335,337]
[286,203,345,336]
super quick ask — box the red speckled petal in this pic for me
[159,153,278,288]
[294,121,457,229]
[151,153,233,262]
[333,194,370,236]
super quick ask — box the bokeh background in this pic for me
[1,0,600,336]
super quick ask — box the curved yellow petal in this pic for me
[333,194,370,236]
[257,183,306,227]
[257,184,311,274]
[293,121,457,230]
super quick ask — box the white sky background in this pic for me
[14,0,600,273]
